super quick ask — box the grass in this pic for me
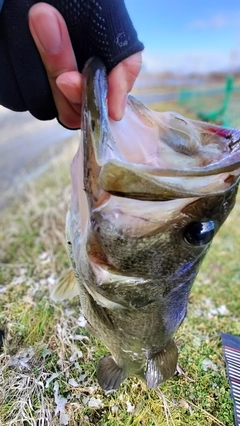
[0,103,239,425]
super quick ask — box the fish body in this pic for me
[52,57,240,390]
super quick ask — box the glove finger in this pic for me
[0,29,25,111]
[1,0,57,120]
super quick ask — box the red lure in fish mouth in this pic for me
[53,57,240,390]
[207,125,240,153]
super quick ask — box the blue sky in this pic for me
[125,0,240,73]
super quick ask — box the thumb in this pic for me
[107,51,142,120]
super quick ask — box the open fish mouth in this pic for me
[62,57,240,390]
[81,57,240,204]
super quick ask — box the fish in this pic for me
[51,57,240,391]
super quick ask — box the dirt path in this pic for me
[0,107,76,210]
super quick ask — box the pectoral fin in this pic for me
[51,269,79,301]
[97,355,126,390]
[146,340,178,388]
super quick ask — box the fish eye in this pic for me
[183,220,215,246]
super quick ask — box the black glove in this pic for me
[0,0,143,121]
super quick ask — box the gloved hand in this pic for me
[0,0,143,127]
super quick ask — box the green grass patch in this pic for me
[0,113,239,425]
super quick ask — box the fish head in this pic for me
[67,57,240,389]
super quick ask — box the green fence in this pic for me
[178,76,240,127]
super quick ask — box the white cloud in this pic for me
[142,50,238,73]
[188,11,240,30]
[189,14,228,29]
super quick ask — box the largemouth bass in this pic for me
[52,57,240,390]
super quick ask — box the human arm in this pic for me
[0,1,143,128]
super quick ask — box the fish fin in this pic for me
[50,269,79,301]
[97,355,126,390]
[146,340,178,388]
